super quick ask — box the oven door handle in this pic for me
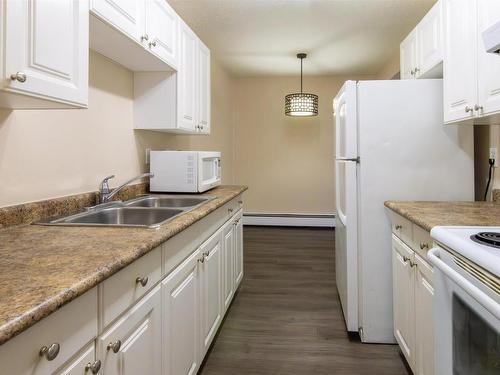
[428,247,500,320]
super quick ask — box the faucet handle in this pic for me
[100,175,115,193]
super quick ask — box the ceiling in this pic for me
[169,0,436,77]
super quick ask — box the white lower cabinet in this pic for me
[234,210,244,289]
[98,285,162,375]
[392,236,415,367]
[390,213,435,375]
[162,249,201,375]
[222,218,235,311]
[199,230,223,356]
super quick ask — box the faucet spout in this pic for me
[99,173,153,204]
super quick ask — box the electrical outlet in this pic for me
[145,148,151,165]
[490,147,498,167]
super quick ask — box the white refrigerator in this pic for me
[334,79,474,343]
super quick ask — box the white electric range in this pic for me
[428,226,500,375]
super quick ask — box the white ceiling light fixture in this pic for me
[285,53,318,117]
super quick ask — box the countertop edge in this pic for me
[0,186,247,346]
[384,201,433,232]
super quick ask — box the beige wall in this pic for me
[0,51,236,207]
[376,49,400,80]
[233,75,372,214]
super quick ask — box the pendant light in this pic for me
[285,53,318,117]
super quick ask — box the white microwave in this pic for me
[150,151,221,193]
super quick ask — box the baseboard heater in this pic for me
[242,213,335,228]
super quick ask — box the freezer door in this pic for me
[334,81,357,160]
[335,159,358,332]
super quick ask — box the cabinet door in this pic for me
[234,211,244,289]
[443,0,477,123]
[98,285,162,375]
[222,219,235,311]
[392,236,415,371]
[477,0,500,117]
[178,21,198,131]
[145,0,178,68]
[90,0,145,44]
[3,0,88,107]
[415,255,435,375]
[417,0,443,78]
[199,230,223,356]
[163,249,201,375]
[197,40,211,134]
[400,30,418,79]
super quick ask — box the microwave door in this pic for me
[199,157,221,192]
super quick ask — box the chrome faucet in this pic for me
[99,173,154,204]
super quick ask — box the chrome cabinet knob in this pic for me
[10,72,27,83]
[419,243,429,250]
[85,360,102,374]
[136,276,148,287]
[474,104,484,112]
[141,34,149,42]
[107,340,121,353]
[149,41,157,48]
[39,343,60,361]
[394,224,402,230]
[465,106,474,113]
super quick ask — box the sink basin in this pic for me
[46,207,184,228]
[124,195,212,208]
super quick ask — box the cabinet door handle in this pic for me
[414,67,420,75]
[39,343,60,361]
[228,208,234,214]
[394,224,402,230]
[465,106,474,113]
[85,360,102,374]
[149,41,157,48]
[419,243,429,250]
[136,276,148,287]
[10,72,26,83]
[410,69,415,76]
[107,340,121,353]
[474,104,484,112]
[402,256,410,263]
[410,261,417,268]
[198,256,205,264]
[141,34,149,42]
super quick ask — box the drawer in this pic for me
[100,246,161,329]
[0,288,97,375]
[412,225,433,260]
[390,212,413,246]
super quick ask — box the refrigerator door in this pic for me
[335,159,358,332]
[334,81,358,160]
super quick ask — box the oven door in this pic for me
[197,152,221,192]
[428,248,500,375]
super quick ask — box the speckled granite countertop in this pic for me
[384,201,500,232]
[0,185,247,346]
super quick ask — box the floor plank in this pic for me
[199,226,409,375]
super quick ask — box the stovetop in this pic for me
[431,226,500,277]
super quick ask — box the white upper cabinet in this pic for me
[145,0,178,68]
[197,40,211,134]
[90,0,145,43]
[417,0,444,77]
[134,20,211,134]
[444,0,500,124]
[476,0,500,120]
[178,20,198,132]
[90,0,177,71]
[400,0,443,80]
[400,30,418,79]
[443,0,477,123]
[0,0,89,109]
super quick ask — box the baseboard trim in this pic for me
[243,213,335,228]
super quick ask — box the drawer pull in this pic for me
[107,340,121,353]
[203,251,210,258]
[410,261,417,268]
[402,256,410,263]
[10,72,27,83]
[419,243,429,250]
[136,276,149,287]
[198,256,205,264]
[228,208,234,214]
[85,360,102,374]
[238,200,243,204]
[39,343,60,361]
[394,224,402,230]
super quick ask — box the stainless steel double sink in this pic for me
[37,195,214,229]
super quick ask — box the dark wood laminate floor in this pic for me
[199,226,409,375]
